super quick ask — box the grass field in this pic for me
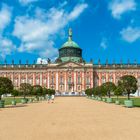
[111,97,140,107]
[2,97,33,105]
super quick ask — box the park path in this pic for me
[0,97,140,140]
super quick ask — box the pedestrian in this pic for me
[47,94,51,103]
[51,94,55,103]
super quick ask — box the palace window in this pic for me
[14,79,18,86]
[60,85,63,90]
[21,79,25,83]
[60,77,63,83]
[28,79,32,85]
[68,77,72,83]
[78,86,81,90]
[102,76,106,84]
[109,77,113,82]
[51,77,54,84]
[43,79,47,84]
[36,79,39,85]
[86,77,90,84]
[138,78,140,86]
[78,76,81,84]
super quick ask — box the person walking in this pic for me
[47,94,51,103]
[51,94,55,103]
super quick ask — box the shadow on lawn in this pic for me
[5,104,28,108]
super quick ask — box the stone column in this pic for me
[11,72,14,83]
[40,72,42,86]
[48,72,50,88]
[33,73,35,85]
[82,71,84,91]
[56,71,58,91]
[98,72,101,86]
[106,72,108,82]
[26,72,28,83]
[74,71,76,92]
[18,72,21,87]
[65,71,67,91]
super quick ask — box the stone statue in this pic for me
[47,58,51,64]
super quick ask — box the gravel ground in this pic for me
[0,97,140,140]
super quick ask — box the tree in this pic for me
[101,82,116,98]
[32,85,42,97]
[85,88,93,96]
[94,86,105,98]
[42,87,48,97]
[11,89,19,100]
[118,75,138,100]
[0,77,13,100]
[20,83,32,99]
[114,86,123,100]
[47,89,55,96]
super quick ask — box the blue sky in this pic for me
[0,0,140,64]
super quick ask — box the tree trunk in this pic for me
[117,95,118,100]
[0,95,1,100]
[128,93,130,100]
[108,91,111,98]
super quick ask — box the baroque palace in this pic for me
[0,29,140,95]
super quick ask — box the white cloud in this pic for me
[19,0,38,5]
[37,58,48,64]
[0,37,16,59]
[109,0,136,19]
[0,4,12,33]
[100,38,108,49]
[0,4,15,59]
[13,3,88,60]
[120,26,140,43]
[68,4,88,20]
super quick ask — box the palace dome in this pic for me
[61,40,80,48]
[58,28,83,63]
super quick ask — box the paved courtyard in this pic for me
[0,97,140,140]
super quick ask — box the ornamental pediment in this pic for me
[57,61,83,68]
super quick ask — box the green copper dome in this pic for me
[62,40,80,48]
[58,28,83,63]
[61,28,80,48]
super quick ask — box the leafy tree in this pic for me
[47,89,55,96]
[32,85,42,97]
[20,83,32,99]
[101,82,116,98]
[94,86,105,98]
[85,88,93,96]
[114,86,123,100]
[51,89,55,95]
[0,77,13,100]
[12,89,19,100]
[42,87,48,97]
[118,75,138,100]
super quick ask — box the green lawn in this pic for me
[2,97,33,105]
[111,97,140,107]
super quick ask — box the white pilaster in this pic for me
[40,72,42,86]
[26,73,28,83]
[65,72,66,91]
[74,71,76,91]
[56,71,58,90]
[18,72,21,87]
[48,72,50,88]
[33,73,35,85]
[82,71,84,91]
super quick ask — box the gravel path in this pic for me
[0,97,140,140]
